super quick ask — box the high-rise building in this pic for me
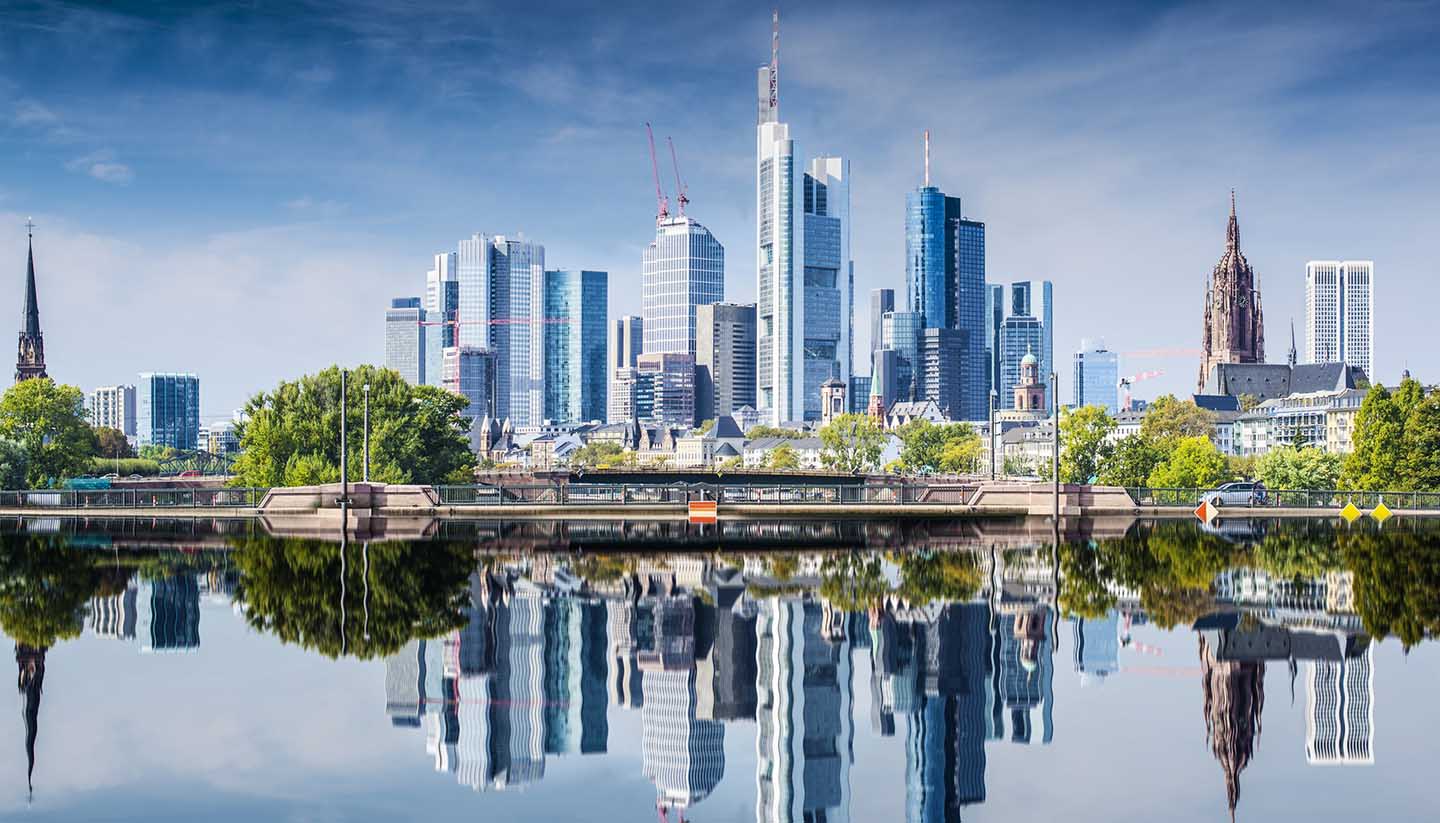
[870,288,894,362]
[637,352,696,427]
[425,252,457,316]
[1305,260,1373,378]
[997,281,1053,411]
[385,297,427,385]
[88,385,137,438]
[442,347,495,449]
[456,234,546,425]
[1072,340,1119,413]
[882,310,924,401]
[642,217,724,357]
[1305,646,1374,765]
[984,284,1004,397]
[755,15,852,424]
[611,315,644,372]
[1198,193,1265,391]
[695,302,756,422]
[543,270,608,423]
[920,327,965,419]
[15,221,45,383]
[609,367,655,423]
[137,373,200,450]
[138,574,201,652]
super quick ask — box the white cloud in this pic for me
[13,99,58,126]
[65,149,134,184]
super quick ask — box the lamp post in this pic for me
[339,369,349,508]
[362,383,371,483]
[988,388,998,480]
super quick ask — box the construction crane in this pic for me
[645,122,670,224]
[1118,369,1164,412]
[667,136,688,217]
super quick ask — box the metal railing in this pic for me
[1126,487,1440,510]
[435,481,981,507]
[0,487,268,509]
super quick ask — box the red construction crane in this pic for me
[1118,369,1164,412]
[667,136,689,217]
[646,122,670,224]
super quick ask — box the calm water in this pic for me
[2,517,1437,821]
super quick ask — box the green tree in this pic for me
[895,419,979,474]
[1340,524,1440,648]
[93,427,134,459]
[572,441,627,469]
[0,535,103,647]
[894,551,982,604]
[1058,404,1116,483]
[694,419,716,435]
[766,442,800,470]
[1096,434,1164,487]
[938,435,983,474]
[231,365,476,487]
[1140,394,1216,443]
[1341,384,1405,490]
[0,439,29,488]
[1401,392,1440,490]
[1146,436,1230,489]
[232,536,475,659]
[1237,393,1260,412]
[0,378,98,487]
[745,425,804,440]
[818,413,885,473]
[819,552,890,612]
[1254,446,1343,491]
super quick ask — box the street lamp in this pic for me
[1050,371,1059,524]
[988,388,998,481]
[362,383,371,483]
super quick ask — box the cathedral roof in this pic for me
[1215,190,1252,275]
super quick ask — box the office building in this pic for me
[1072,340,1119,413]
[87,385,137,438]
[137,373,200,450]
[695,302,757,422]
[543,270,608,424]
[385,297,427,385]
[456,234,546,425]
[425,252,457,316]
[1305,646,1374,765]
[642,217,724,357]
[1305,261,1373,377]
[847,375,871,415]
[984,284,1004,397]
[637,352,696,427]
[755,17,852,424]
[138,574,201,653]
[204,420,239,456]
[870,288,894,361]
[609,367,655,423]
[612,315,644,371]
[920,327,964,419]
[442,347,495,449]
[881,310,924,401]
[997,281,1053,411]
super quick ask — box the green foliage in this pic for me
[231,365,476,488]
[1237,393,1260,412]
[894,419,980,474]
[0,439,29,489]
[1343,382,1410,490]
[1145,436,1231,489]
[572,441,628,469]
[0,378,98,487]
[1401,392,1440,490]
[1340,524,1440,649]
[745,425,804,440]
[87,457,161,477]
[1140,394,1216,443]
[231,536,476,659]
[0,534,103,647]
[818,553,889,612]
[138,444,179,461]
[1002,454,1034,476]
[764,554,800,582]
[716,456,743,472]
[893,551,982,604]
[694,419,716,435]
[1254,521,1341,580]
[1254,446,1343,490]
[766,442,800,470]
[1058,405,1116,483]
[94,426,134,459]
[818,413,885,473]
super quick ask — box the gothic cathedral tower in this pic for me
[15,220,46,383]
[1198,192,1264,390]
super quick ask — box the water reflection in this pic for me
[1,517,1436,819]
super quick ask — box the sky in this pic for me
[1,0,1438,418]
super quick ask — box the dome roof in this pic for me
[1021,350,1038,366]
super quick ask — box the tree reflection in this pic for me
[231,536,475,660]
[1339,524,1440,649]
[0,534,104,648]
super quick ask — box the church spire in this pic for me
[1288,320,1298,367]
[1226,189,1240,252]
[15,218,46,383]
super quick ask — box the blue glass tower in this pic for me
[544,270,609,423]
[137,372,200,450]
[906,187,951,330]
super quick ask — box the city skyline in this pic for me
[3,1,1438,414]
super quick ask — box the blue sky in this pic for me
[2,0,1438,417]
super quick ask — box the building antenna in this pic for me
[25,217,34,240]
[645,122,669,224]
[668,136,689,216]
[769,9,779,115]
[923,130,930,188]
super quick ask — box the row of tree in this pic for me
[0,378,150,488]
[1342,377,1440,491]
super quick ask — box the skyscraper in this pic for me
[756,13,852,424]
[611,315,644,372]
[882,310,924,401]
[984,283,1004,398]
[1306,645,1374,765]
[15,220,45,383]
[137,373,200,450]
[87,385,137,438]
[695,302,757,422]
[642,217,724,357]
[442,347,495,448]
[385,297,427,386]
[870,288,894,362]
[1198,192,1265,391]
[1072,340,1120,413]
[456,234,546,425]
[637,352,696,427]
[543,270,608,423]
[920,327,965,418]
[997,281,1053,411]
[1305,260,1373,377]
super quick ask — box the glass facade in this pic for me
[637,352,696,427]
[385,297,425,386]
[1072,343,1120,413]
[442,347,494,445]
[870,289,894,363]
[642,218,725,357]
[905,187,948,330]
[955,219,987,421]
[996,281,1054,412]
[883,311,924,400]
[137,372,200,450]
[544,270,609,424]
[695,302,757,421]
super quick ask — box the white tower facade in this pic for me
[642,216,725,356]
[1305,260,1373,377]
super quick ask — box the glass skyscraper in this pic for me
[882,310,924,400]
[997,281,1054,411]
[870,288,894,362]
[544,269,608,424]
[385,297,425,385]
[455,234,546,425]
[442,347,494,446]
[1072,340,1119,413]
[905,187,955,330]
[137,372,201,449]
[642,217,724,357]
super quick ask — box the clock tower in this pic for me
[1198,192,1264,390]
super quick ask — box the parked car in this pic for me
[177,470,202,478]
[1201,481,1268,507]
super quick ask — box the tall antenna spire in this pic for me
[770,9,779,114]
[923,130,931,187]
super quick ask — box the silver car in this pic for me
[1202,481,1268,507]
